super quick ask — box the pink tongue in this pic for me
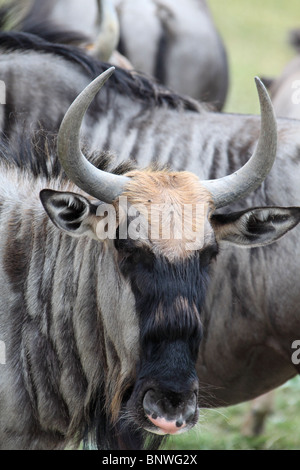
[147,414,185,434]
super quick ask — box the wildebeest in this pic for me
[22,0,121,62]
[1,0,229,109]
[0,0,122,63]
[261,30,300,119]
[241,391,275,437]
[114,0,229,109]
[1,64,299,451]
[1,33,300,449]
[267,55,300,119]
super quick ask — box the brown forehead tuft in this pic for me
[115,169,215,260]
[122,169,214,207]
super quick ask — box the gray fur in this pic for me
[1,39,300,447]
[0,167,139,449]
[114,0,229,109]
[9,0,228,109]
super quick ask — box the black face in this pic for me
[114,235,218,436]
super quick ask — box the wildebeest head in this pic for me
[40,68,300,442]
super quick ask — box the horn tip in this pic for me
[254,76,264,89]
[98,66,116,83]
[254,75,274,109]
[254,76,271,99]
[103,66,116,79]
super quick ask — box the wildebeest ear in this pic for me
[211,207,300,247]
[40,189,98,237]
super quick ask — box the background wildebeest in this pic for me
[266,32,300,119]
[113,0,229,109]
[0,0,229,109]
[0,0,129,67]
[1,62,300,450]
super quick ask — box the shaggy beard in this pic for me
[83,393,165,450]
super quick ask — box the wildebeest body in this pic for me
[0,33,300,449]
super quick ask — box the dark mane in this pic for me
[0,129,135,181]
[0,30,204,113]
[0,0,87,46]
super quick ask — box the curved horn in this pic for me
[201,77,277,208]
[57,67,129,203]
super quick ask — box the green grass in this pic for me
[208,0,300,114]
[163,376,300,450]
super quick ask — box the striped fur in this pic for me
[0,31,292,182]
[0,135,216,449]
[0,32,254,179]
[0,138,138,449]
[1,33,300,449]
[1,128,300,450]
[0,0,228,109]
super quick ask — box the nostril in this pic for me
[143,388,198,435]
[143,389,161,418]
[183,391,197,421]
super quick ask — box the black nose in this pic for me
[143,388,198,435]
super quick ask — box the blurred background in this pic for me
[208,0,299,114]
[164,376,300,450]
